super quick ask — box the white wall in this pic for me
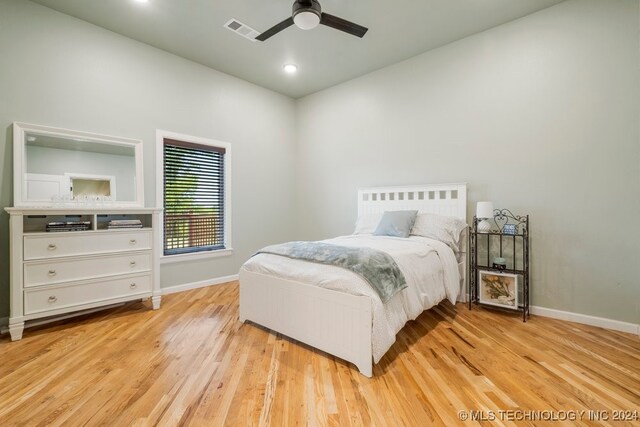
[296,0,640,324]
[0,0,298,317]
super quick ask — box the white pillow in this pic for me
[353,213,382,234]
[411,213,468,252]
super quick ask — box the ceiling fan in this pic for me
[256,0,368,42]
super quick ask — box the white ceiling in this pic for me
[31,0,564,98]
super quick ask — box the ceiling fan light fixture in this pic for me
[292,0,322,30]
[293,10,320,30]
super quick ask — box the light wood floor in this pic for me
[0,282,638,426]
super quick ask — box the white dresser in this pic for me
[5,207,162,341]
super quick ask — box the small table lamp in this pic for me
[476,201,494,232]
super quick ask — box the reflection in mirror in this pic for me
[13,122,144,207]
[70,176,114,199]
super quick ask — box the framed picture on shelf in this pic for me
[478,271,519,310]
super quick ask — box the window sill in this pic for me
[160,248,234,264]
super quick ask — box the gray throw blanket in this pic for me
[255,241,407,303]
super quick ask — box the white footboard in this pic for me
[239,268,373,377]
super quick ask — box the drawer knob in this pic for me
[130,283,137,289]
[48,244,57,250]
[48,296,57,303]
[129,239,137,245]
[130,261,136,266]
[48,270,56,276]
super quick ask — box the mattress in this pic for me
[241,234,461,362]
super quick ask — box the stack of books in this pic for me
[108,219,143,229]
[46,221,91,232]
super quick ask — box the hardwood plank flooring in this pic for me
[0,282,638,426]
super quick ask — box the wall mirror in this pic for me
[13,122,144,207]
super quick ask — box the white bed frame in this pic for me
[239,183,468,377]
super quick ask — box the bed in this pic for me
[239,183,468,377]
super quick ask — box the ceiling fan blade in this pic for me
[255,17,294,41]
[320,13,368,38]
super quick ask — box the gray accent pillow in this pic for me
[373,210,418,238]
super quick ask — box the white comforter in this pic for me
[241,234,460,363]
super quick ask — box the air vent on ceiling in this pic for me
[224,18,259,42]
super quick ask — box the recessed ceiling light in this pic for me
[283,64,298,74]
[134,0,149,3]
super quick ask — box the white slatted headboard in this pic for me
[358,183,467,221]
[357,183,468,302]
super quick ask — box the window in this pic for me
[157,131,231,261]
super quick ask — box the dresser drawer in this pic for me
[24,252,152,288]
[24,274,152,315]
[24,230,152,260]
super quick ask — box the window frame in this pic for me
[156,130,232,264]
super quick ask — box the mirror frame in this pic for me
[13,122,145,207]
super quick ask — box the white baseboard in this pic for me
[5,280,636,338]
[531,305,640,336]
[161,274,239,295]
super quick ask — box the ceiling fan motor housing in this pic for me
[292,0,322,29]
